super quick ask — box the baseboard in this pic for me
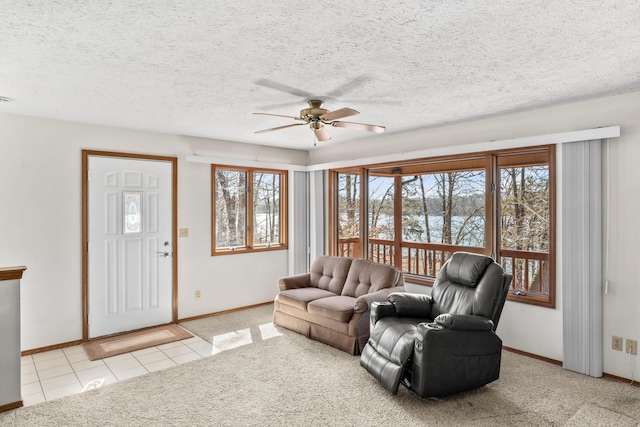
[21,339,83,357]
[502,346,562,366]
[177,301,273,323]
[0,400,23,412]
[503,345,640,387]
[602,372,640,387]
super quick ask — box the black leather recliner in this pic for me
[360,252,512,397]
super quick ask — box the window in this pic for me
[336,171,361,257]
[212,166,287,255]
[330,146,555,307]
[497,151,553,305]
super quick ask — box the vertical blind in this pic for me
[309,170,326,261]
[292,171,309,274]
[562,139,603,377]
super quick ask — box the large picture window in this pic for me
[330,146,555,307]
[212,166,287,255]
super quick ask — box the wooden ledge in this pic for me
[0,266,27,281]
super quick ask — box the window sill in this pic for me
[506,292,555,309]
[212,245,288,256]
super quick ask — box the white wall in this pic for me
[2,89,640,381]
[0,113,306,350]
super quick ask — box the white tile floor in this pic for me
[20,331,213,407]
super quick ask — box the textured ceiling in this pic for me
[2,1,640,150]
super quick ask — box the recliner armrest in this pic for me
[388,292,433,318]
[370,301,398,325]
[278,273,312,291]
[433,313,495,331]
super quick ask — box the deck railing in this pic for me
[499,248,549,296]
[338,238,549,296]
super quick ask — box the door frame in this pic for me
[81,150,178,341]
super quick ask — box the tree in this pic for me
[215,170,246,247]
[368,175,395,240]
[338,173,360,238]
[500,165,550,294]
[253,172,280,244]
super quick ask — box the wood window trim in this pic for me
[501,145,556,309]
[211,165,288,256]
[329,145,556,309]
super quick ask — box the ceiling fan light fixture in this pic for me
[253,98,385,142]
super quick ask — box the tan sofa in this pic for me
[274,256,404,355]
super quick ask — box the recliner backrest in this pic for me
[430,252,509,329]
[309,255,353,294]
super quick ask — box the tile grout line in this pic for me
[22,337,211,405]
[22,355,45,403]
[66,350,88,393]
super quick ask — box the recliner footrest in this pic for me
[359,317,420,394]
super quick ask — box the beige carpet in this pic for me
[82,324,192,361]
[2,304,639,426]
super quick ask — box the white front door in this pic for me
[88,156,173,338]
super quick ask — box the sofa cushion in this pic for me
[308,295,357,323]
[342,259,401,298]
[310,255,353,294]
[277,288,338,311]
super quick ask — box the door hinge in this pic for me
[491,183,497,192]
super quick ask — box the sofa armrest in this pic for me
[354,286,406,314]
[278,273,312,291]
[434,313,495,331]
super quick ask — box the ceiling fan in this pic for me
[253,99,386,142]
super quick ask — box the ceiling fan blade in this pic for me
[258,100,306,110]
[255,79,314,98]
[314,126,331,141]
[255,123,305,134]
[331,121,386,133]
[322,108,359,121]
[326,75,372,98]
[253,112,301,120]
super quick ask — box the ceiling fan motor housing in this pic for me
[300,100,328,120]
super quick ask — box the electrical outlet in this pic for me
[195,290,201,300]
[179,228,189,238]
[612,336,623,351]
[626,339,637,355]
